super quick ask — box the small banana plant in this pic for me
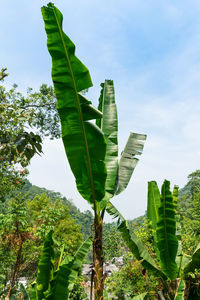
[6,232,91,300]
[30,231,92,299]
[107,180,200,299]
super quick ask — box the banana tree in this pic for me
[41,3,146,299]
[107,180,200,299]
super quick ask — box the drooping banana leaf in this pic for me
[45,237,92,299]
[183,244,200,276]
[115,133,146,195]
[174,279,185,300]
[96,80,118,202]
[156,180,178,280]
[106,201,125,225]
[36,231,54,300]
[147,181,161,245]
[132,292,147,300]
[118,220,166,277]
[41,3,106,205]
[106,202,166,278]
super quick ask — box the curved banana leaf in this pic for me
[97,80,118,201]
[106,202,166,278]
[41,3,106,204]
[174,279,185,300]
[36,231,54,299]
[132,293,147,300]
[183,244,200,276]
[45,237,92,299]
[147,181,160,243]
[115,133,146,195]
[106,201,125,225]
[156,180,178,280]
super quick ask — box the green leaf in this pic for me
[115,133,146,195]
[183,244,200,276]
[45,237,92,299]
[106,202,166,278]
[29,283,37,300]
[36,231,54,300]
[147,181,160,242]
[132,292,147,300]
[41,3,106,204]
[97,80,118,200]
[174,279,185,300]
[103,289,111,300]
[106,201,125,225]
[156,180,178,280]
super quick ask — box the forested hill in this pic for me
[18,179,93,238]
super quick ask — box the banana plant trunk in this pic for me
[93,215,104,300]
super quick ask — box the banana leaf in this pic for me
[132,293,147,300]
[147,181,161,248]
[41,3,106,205]
[172,186,185,277]
[115,133,146,195]
[97,80,118,201]
[174,279,185,300]
[183,244,200,276]
[156,180,178,280]
[106,202,166,278]
[36,231,54,299]
[45,237,92,299]
[106,201,125,225]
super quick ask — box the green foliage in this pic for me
[33,233,91,300]
[156,180,178,280]
[36,231,54,299]
[132,293,148,300]
[41,3,107,205]
[96,80,118,203]
[18,180,93,239]
[106,202,162,277]
[0,70,60,202]
[103,223,125,261]
[0,192,83,295]
[106,253,160,299]
[41,4,146,299]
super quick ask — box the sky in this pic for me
[1,1,200,220]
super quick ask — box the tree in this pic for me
[41,3,146,299]
[103,223,125,262]
[0,68,60,201]
[0,192,83,297]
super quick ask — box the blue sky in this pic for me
[1,1,200,219]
